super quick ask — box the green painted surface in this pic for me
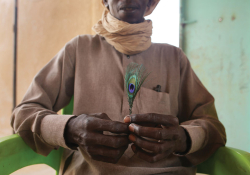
[61,97,74,115]
[181,0,250,152]
[0,134,63,175]
[197,147,250,175]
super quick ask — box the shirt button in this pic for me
[127,55,130,59]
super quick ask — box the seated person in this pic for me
[11,0,226,174]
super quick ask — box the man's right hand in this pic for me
[64,113,129,164]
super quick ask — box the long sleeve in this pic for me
[11,37,78,156]
[177,49,226,166]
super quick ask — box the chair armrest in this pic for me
[197,146,250,175]
[0,134,63,175]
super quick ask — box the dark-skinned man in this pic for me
[11,0,226,174]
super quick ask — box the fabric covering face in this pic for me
[93,0,160,55]
[93,10,152,55]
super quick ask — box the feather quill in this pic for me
[125,62,150,115]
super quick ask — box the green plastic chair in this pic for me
[0,98,250,175]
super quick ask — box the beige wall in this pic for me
[0,0,14,137]
[0,0,103,137]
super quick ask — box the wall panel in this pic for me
[0,0,103,137]
[181,0,250,152]
[0,0,14,137]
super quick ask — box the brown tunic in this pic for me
[11,35,226,175]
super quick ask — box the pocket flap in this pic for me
[137,87,171,115]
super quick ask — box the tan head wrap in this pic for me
[144,0,161,17]
[92,0,160,55]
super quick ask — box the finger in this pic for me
[131,144,174,163]
[83,117,129,133]
[129,134,175,154]
[129,124,179,140]
[125,113,179,127]
[81,132,129,148]
[85,145,128,158]
[94,119,129,133]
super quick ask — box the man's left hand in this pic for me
[124,113,188,163]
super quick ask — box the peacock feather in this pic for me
[125,62,150,115]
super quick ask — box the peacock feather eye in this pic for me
[128,75,136,96]
[129,83,135,94]
[125,62,150,115]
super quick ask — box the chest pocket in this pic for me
[136,87,171,115]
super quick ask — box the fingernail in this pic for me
[131,144,137,152]
[124,116,131,123]
[129,124,135,132]
[129,134,136,142]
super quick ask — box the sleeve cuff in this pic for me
[40,114,75,149]
[180,125,206,154]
